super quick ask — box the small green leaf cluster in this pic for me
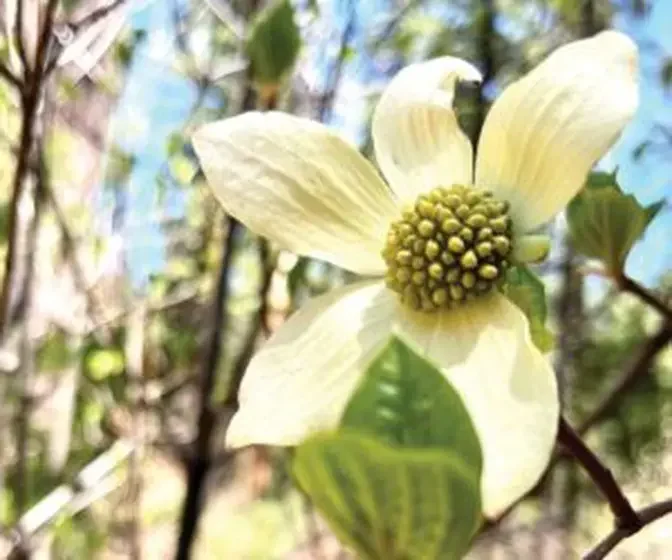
[293,337,484,560]
[567,171,664,276]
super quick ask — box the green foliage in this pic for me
[53,514,106,559]
[503,266,554,352]
[567,171,664,274]
[661,57,672,90]
[294,337,483,559]
[571,287,672,472]
[114,29,148,69]
[85,348,125,381]
[105,145,136,186]
[294,432,481,560]
[341,337,482,474]
[246,0,301,88]
[37,329,77,372]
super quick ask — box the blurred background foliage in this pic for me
[0,0,670,558]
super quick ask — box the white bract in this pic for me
[193,31,638,517]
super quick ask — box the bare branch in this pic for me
[577,319,672,434]
[0,63,22,88]
[557,417,641,531]
[584,498,672,560]
[174,217,241,559]
[0,0,59,338]
[617,273,672,322]
[14,0,31,74]
[69,0,127,31]
[317,3,355,122]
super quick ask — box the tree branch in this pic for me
[174,218,240,559]
[0,63,22,88]
[617,273,672,322]
[577,319,672,434]
[0,0,59,338]
[14,0,31,75]
[317,2,355,122]
[583,498,672,560]
[557,417,641,531]
[69,0,127,32]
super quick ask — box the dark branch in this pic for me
[557,417,641,531]
[174,218,240,559]
[584,498,672,560]
[0,63,22,88]
[617,273,672,322]
[14,0,30,75]
[222,240,274,413]
[577,319,672,434]
[0,0,59,337]
[317,4,355,123]
[472,0,495,146]
[69,0,127,32]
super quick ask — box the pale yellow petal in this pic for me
[398,292,559,517]
[193,112,399,275]
[372,57,480,205]
[476,31,638,231]
[226,280,397,448]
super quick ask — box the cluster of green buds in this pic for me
[382,185,513,312]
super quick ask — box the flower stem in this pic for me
[557,417,641,531]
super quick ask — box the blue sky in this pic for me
[103,0,671,288]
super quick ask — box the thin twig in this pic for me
[0,63,22,88]
[472,0,495,146]
[69,0,127,32]
[45,0,129,76]
[317,2,355,122]
[583,498,672,560]
[222,242,274,413]
[577,319,672,434]
[14,0,30,75]
[557,417,641,531]
[174,218,240,560]
[617,274,672,322]
[0,0,59,338]
[371,0,422,48]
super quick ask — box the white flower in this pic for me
[192,31,638,517]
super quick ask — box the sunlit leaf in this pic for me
[245,0,301,88]
[341,335,482,473]
[503,266,554,353]
[169,153,198,185]
[86,349,125,381]
[294,432,481,560]
[567,171,664,274]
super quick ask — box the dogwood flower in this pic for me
[193,31,638,517]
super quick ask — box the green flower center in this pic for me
[382,185,513,312]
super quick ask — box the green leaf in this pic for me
[567,171,664,273]
[504,266,554,353]
[341,336,482,474]
[37,330,76,372]
[661,57,672,90]
[169,153,197,185]
[86,349,125,381]
[245,0,301,88]
[294,431,481,560]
